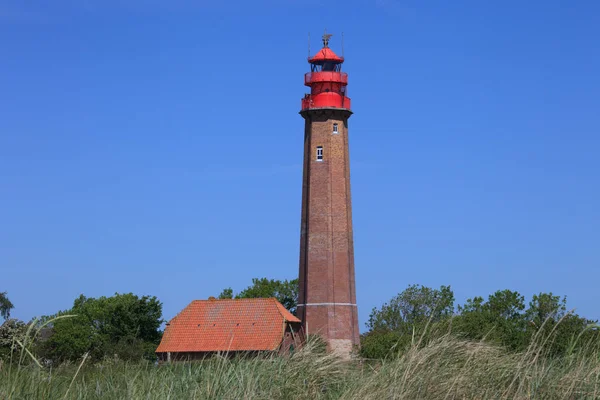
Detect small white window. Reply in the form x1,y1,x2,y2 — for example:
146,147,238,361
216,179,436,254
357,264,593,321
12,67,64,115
316,146,323,161
333,123,339,134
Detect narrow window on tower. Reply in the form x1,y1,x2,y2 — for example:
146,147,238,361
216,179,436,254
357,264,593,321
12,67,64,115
333,123,339,134
316,146,323,161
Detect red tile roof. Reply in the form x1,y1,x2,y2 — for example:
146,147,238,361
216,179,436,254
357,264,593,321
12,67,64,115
156,298,301,353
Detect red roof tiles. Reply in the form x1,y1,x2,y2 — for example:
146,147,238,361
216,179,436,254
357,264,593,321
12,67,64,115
156,298,300,353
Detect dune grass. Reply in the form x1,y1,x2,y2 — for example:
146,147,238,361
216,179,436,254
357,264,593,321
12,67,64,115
1,322,599,399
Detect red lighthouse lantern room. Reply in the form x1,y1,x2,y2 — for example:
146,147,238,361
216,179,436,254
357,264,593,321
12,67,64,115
301,34,351,111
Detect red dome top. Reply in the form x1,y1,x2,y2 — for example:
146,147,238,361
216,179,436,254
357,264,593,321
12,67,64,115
308,47,344,63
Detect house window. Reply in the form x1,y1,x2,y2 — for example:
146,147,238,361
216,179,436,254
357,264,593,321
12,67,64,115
333,123,339,134
316,146,323,161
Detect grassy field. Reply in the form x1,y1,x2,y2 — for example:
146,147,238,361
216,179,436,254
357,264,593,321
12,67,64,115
1,333,599,400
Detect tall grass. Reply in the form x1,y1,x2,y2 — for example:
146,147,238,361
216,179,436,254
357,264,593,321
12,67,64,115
1,322,599,399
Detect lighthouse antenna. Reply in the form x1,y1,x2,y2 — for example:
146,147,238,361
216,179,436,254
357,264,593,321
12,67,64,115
342,31,345,58
308,32,311,57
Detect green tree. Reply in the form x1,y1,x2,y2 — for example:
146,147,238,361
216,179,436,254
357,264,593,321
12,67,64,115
366,284,455,333
40,293,163,364
524,292,598,356
218,278,299,314
455,289,528,351
525,292,567,326
361,285,454,359
0,292,14,320
0,319,27,361
362,286,600,360
218,288,234,299
453,290,600,356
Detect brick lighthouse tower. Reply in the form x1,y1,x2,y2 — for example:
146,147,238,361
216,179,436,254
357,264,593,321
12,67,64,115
297,33,360,357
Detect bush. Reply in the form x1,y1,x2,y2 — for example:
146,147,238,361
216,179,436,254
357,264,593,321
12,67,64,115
360,330,408,359
38,293,163,364
0,319,27,361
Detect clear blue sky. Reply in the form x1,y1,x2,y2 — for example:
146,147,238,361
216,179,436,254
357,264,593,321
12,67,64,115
1,0,599,329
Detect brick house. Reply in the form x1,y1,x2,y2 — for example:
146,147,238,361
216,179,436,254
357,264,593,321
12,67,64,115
156,298,303,362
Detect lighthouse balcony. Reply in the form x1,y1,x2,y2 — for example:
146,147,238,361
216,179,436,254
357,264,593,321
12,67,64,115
301,92,351,110
304,72,348,86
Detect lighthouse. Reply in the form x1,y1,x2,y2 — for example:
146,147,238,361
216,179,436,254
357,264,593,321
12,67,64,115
297,33,360,357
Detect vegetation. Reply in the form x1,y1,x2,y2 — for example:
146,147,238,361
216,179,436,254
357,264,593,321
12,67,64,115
1,324,600,399
361,284,599,360
0,292,14,320
218,277,299,314
1,281,598,398
35,293,163,364
0,319,27,361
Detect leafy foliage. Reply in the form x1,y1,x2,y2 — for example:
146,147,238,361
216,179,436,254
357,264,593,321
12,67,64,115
38,293,163,364
454,289,529,351
218,277,298,314
366,284,454,333
0,292,14,320
524,292,598,357
361,285,599,360
0,318,27,360
361,284,455,359
526,292,567,324
359,330,408,359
